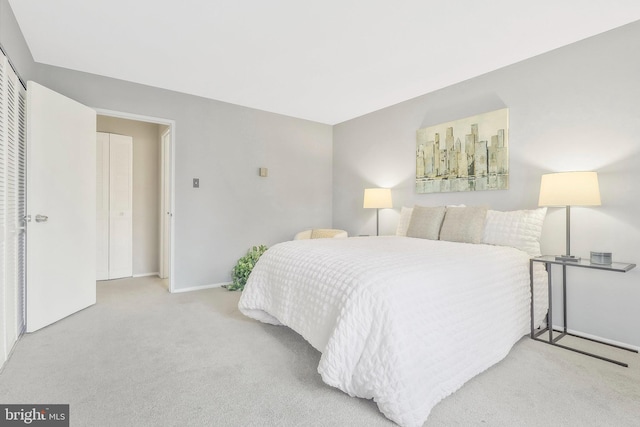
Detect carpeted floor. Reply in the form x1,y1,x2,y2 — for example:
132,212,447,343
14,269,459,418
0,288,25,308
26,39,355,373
0,277,638,426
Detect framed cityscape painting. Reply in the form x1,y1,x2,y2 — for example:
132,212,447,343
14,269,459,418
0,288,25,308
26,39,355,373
415,108,509,194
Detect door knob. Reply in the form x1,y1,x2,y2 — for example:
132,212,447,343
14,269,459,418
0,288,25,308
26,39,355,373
35,214,48,223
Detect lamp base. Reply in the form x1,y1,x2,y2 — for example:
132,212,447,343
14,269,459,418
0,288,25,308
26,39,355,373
555,255,580,262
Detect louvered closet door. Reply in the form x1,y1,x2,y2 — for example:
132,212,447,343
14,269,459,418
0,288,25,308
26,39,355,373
0,52,7,362
0,52,26,361
5,58,17,350
15,70,26,339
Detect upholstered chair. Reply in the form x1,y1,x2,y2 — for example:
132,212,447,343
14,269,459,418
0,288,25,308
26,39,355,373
294,229,348,240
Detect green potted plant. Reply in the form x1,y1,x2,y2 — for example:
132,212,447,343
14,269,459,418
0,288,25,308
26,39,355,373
226,245,268,291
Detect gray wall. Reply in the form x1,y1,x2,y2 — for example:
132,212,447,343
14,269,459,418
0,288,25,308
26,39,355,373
333,22,640,347
0,0,35,81
40,70,333,290
97,116,161,277
1,0,333,290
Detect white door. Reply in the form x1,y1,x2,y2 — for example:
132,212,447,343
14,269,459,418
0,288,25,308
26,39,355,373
108,134,133,279
96,132,110,280
26,81,97,333
96,132,133,280
159,129,171,279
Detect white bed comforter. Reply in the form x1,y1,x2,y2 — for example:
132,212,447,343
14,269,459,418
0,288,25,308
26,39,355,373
239,236,547,427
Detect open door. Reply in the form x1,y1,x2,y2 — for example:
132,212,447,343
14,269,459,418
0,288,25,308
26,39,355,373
26,81,97,332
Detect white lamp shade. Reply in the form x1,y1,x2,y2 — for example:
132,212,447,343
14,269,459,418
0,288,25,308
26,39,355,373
538,171,601,207
363,188,393,209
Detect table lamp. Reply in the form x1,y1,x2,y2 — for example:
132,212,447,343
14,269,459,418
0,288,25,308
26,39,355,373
363,188,392,236
538,171,601,262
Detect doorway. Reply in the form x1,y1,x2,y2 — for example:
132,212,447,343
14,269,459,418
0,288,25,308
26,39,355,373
94,109,175,292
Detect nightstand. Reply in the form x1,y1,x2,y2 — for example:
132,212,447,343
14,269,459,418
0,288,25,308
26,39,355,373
530,255,637,367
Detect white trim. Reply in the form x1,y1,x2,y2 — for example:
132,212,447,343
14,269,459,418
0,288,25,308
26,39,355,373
94,109,173,127
159,128,171,281
171,282,231,293
551,324,639,352
133,272,159,278
93,108,176,294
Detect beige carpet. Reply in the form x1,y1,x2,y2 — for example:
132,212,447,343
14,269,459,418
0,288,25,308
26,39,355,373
0,277,638,426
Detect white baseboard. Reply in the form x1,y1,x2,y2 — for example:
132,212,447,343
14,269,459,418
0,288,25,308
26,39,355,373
171,282,231,293
133,272,160,278
551,324,639,351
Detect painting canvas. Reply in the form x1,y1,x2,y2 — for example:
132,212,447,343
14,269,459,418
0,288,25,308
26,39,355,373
415,108,509,194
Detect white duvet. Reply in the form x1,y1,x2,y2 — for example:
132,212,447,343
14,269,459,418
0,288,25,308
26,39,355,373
239,236,547,426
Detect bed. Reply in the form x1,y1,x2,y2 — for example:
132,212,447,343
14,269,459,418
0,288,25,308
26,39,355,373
238,208,548,427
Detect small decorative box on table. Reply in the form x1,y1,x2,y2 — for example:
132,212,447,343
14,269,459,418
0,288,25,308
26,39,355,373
529,255,637,367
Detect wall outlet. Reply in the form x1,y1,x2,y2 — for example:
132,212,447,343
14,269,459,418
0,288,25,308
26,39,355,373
193,178,199,188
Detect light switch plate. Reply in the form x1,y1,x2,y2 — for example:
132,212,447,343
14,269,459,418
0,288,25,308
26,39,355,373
259,168,268,177
193,178,199,188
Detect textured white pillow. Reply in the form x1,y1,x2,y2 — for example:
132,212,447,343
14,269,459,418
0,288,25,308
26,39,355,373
482,208,547,256
395,206,414,236
396,204,465,236
406,206,447,240
439,206,488,244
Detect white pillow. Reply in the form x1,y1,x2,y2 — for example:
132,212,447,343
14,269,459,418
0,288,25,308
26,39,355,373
395,204,465,236
406,206,447,240
395,206,414,236
482,208,547,256
439,206,487,244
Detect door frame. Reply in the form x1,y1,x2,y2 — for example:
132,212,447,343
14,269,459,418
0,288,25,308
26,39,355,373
159,128,171,280
94,108,176,293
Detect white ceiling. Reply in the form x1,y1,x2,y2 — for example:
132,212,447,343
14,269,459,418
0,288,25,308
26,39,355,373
9,1,640,125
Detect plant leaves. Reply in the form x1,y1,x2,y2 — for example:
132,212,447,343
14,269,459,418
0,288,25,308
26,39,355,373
227,245,269,291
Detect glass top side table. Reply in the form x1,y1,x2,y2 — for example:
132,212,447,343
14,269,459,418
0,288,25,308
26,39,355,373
530,256,637,367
